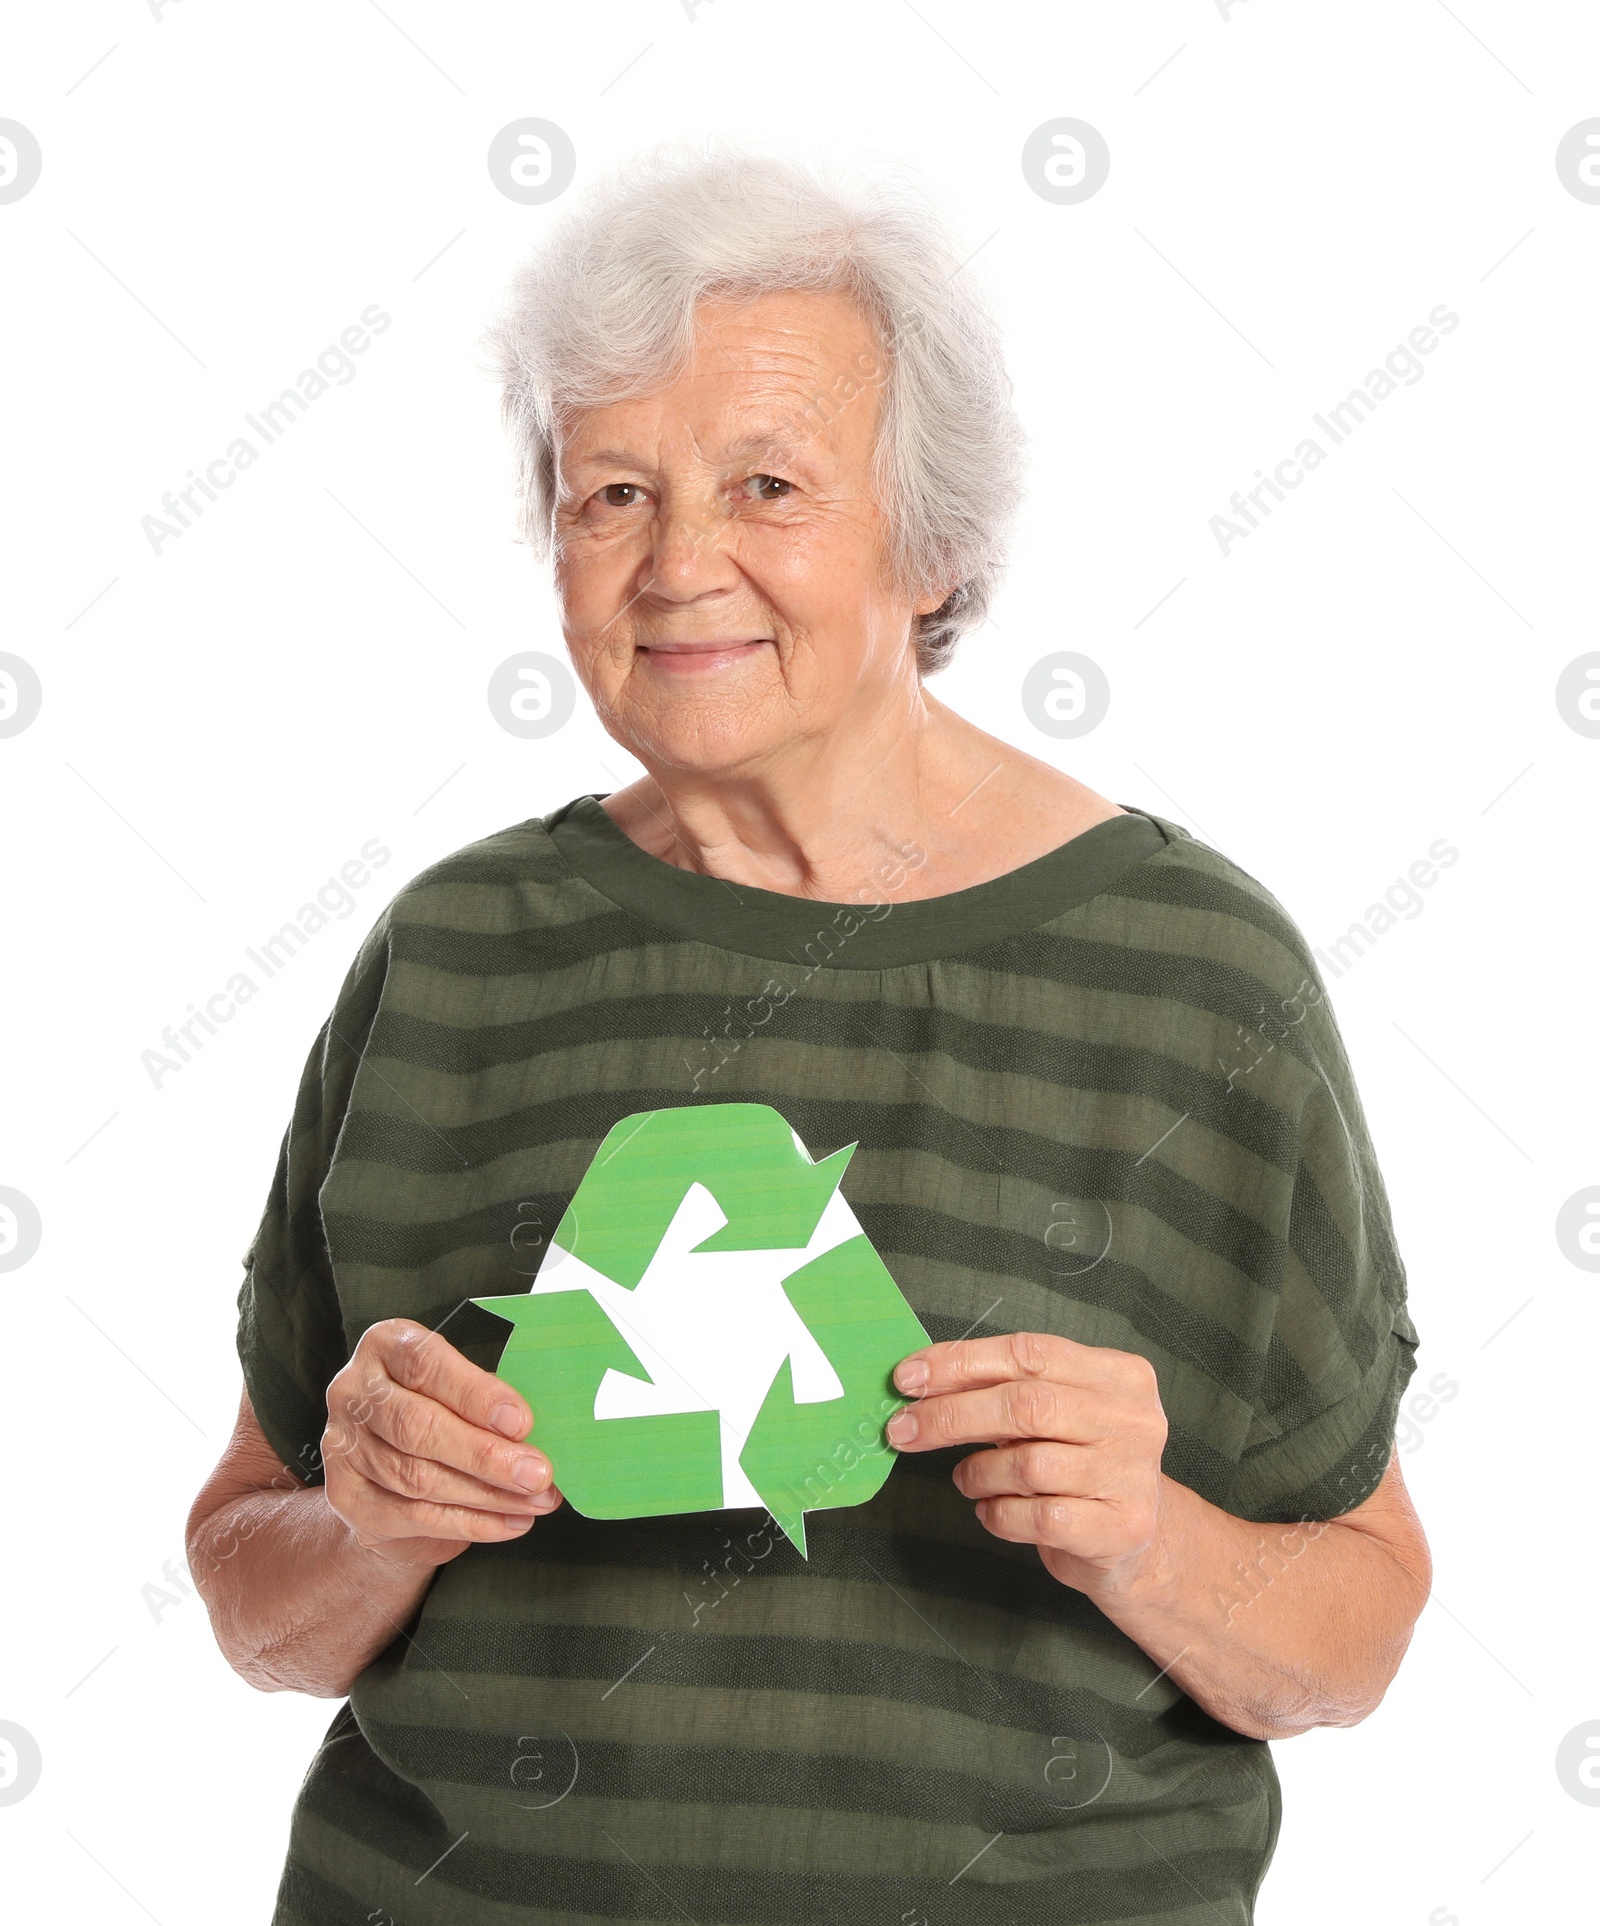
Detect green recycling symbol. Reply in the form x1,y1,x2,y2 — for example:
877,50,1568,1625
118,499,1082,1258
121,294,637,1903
474,1103,928,1556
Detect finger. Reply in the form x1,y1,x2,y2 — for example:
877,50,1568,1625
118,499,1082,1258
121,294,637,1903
893,1332,1119,1400
347,1379,553,1498
952,1441,1103,1501
972,1493,1108,1554
347,1428,560,1516
337,1469,551,1545
887,1375,1099,1452
363,1319,533,1439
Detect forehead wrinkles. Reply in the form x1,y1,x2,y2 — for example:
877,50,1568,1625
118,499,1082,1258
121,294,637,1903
688,342,863,452
555,311,881,487
692,297,865,370
557,403,843,487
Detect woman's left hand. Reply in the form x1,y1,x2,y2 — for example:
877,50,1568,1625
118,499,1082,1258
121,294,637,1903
887,1333,1171,1599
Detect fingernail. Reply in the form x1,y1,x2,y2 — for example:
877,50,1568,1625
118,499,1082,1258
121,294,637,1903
886,1407,918,1445
513,1455,550,1492
529,1489,560,1512
894,1359,929,1393
490,1402,527,1439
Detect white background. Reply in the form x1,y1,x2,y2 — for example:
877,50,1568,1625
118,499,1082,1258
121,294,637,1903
2,3,1596,1921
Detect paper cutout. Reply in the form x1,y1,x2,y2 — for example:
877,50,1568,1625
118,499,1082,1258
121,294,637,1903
473,1103,929,1555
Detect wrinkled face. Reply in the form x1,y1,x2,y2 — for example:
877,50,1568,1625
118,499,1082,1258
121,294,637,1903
550,288,944,778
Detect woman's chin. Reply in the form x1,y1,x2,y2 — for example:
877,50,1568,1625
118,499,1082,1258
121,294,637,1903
614,714,786,780
604,683,793,777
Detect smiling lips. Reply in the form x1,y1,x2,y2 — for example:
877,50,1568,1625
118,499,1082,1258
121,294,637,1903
637,639,774,673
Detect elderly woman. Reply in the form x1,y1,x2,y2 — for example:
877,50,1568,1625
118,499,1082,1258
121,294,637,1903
189,141,1429,1926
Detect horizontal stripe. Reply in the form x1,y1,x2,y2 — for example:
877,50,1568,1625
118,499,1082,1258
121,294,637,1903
298,1763,1266,1924
356,1723,1247,1834
387,1618,1226,1762
331,1086,1295,1292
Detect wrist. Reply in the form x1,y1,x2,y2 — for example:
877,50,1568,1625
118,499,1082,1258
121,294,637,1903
352,1529,455,1576
322,1493,452,1580
1083,1476,1189,1614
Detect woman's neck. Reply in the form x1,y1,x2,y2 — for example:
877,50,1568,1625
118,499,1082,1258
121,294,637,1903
598,688,1124,903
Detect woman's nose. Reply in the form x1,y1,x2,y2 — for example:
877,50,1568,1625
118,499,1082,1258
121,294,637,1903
647,491,738,600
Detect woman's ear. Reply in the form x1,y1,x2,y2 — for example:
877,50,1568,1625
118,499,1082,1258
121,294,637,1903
912,582,958,618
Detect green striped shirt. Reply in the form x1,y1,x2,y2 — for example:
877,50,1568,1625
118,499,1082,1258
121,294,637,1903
238,793,1419,1926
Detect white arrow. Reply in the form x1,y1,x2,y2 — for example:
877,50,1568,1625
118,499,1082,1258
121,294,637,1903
530,1179,858,1509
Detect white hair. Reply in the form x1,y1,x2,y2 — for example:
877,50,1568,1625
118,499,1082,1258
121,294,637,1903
480,136,1027,676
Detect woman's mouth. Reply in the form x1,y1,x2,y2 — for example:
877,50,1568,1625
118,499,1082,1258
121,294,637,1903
636,639,774,673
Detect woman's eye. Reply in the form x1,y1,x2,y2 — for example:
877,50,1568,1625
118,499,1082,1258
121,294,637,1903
742,474,792,502
600,483,643,508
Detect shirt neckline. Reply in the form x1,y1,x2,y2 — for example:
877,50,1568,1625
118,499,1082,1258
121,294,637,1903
542,792,1175,969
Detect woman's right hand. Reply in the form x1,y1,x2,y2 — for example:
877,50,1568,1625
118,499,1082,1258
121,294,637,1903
321,1318,562,1569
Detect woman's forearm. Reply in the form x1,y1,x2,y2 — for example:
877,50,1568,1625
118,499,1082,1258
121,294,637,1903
189,1359,554,1699
188,1482,436,1697
1087,1471,1431,1740
891,1335,1434,1743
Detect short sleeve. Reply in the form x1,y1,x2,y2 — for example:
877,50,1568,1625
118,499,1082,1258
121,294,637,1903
1230,968,1420,1524
235,909,393,1485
